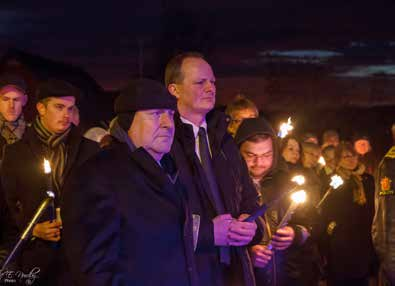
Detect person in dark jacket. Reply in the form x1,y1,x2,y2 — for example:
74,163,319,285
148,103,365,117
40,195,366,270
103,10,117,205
165,52,262,286
321,142,376,286
372,144,395,285
1,79,100,285
235,117,310,286
62,78,198,286
0,74,27,267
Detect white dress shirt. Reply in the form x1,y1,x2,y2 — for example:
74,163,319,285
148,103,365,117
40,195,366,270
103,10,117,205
180,116,212,162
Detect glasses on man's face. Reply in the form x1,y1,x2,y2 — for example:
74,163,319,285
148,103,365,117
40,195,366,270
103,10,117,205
244,152,273,162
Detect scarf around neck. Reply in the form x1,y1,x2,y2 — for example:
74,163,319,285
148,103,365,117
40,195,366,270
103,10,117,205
336,164,367,206
33,116,71,195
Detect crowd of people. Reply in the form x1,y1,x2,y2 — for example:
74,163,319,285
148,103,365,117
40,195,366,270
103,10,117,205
0,52,393,286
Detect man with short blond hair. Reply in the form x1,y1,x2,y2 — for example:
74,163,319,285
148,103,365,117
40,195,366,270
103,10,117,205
225,94,259,137
166,52,262,286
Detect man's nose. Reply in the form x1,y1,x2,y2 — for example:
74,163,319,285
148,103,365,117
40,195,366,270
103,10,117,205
204,80,215,93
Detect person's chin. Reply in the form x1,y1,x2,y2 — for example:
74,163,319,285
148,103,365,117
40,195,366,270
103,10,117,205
5,114,17,122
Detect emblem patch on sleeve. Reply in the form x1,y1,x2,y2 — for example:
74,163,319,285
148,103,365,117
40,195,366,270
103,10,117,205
379,176,394,196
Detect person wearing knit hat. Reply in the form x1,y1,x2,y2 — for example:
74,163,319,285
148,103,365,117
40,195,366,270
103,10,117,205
0,74,28,160
1,78,100,285
62,78,197,286
236,117,313,286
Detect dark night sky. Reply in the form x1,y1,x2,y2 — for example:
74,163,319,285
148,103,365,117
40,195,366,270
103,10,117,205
1,1,394,89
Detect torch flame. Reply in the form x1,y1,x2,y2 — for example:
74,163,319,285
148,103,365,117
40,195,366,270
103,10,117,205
278,117,294,138
318,156,326,166
46,191,55,198
291,190,307,204
329,175,343,189
291,175,305,186
43,159,51,174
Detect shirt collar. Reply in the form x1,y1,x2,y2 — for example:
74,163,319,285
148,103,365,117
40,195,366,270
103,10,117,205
180,116,208,138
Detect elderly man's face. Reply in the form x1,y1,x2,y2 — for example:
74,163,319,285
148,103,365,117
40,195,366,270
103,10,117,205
37,96,75,134
128,109,175,161
172,57,216,117
0,86,27,122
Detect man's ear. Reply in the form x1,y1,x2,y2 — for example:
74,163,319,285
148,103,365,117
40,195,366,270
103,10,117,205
36,102,46,116
167,83,180,99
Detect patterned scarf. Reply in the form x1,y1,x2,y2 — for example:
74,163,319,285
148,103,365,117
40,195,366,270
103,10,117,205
33,116,71,195
336,164,367,206
0,113,26,144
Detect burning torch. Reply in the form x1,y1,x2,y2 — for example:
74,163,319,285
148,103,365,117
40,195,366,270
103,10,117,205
278,117,294,138
315,174,344,210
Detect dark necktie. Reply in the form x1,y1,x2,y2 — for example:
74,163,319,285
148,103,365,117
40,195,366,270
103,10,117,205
198,127,230,264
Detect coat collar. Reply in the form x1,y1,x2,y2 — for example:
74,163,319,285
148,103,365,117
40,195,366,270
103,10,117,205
174,110,229,156
127,145,179,192
24,125,83,179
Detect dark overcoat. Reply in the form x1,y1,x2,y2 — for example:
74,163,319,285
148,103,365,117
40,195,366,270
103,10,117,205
1,126,100,285
62,143,198,286
170,110,263,286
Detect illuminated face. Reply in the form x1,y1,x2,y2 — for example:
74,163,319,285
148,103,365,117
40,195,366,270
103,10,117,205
354,139,370,155
128,109,175,161
0,86,27,122
302,148,321,168
37,97,75,134
339,150,358,170
171,57,216,118
240,137,273,181
282,138,300,164
227,108,258,137
323,149,336,170
325,136,339,147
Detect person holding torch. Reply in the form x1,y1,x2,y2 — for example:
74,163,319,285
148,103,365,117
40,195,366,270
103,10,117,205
235,117,311,286
1,79,99,285
321,142,376,286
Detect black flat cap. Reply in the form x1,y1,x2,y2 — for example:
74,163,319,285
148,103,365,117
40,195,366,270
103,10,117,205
235,117,275,145
0,74,27,94
114,78,176,114
36,79,82,101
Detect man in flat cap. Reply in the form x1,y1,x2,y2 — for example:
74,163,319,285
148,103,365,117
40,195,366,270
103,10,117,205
165,52,262,286
62,78,198,286
1,79,100,285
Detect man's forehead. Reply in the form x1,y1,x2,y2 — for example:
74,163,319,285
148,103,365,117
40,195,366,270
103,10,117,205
181,57,214,76
49,96,75,105
242,138,273,152
0,86,26,97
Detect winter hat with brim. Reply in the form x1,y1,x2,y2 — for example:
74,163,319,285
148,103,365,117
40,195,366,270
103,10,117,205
114,78,177,131
0,74,27,95
36,79,81,102
114,78,176,114
235,117,275,146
